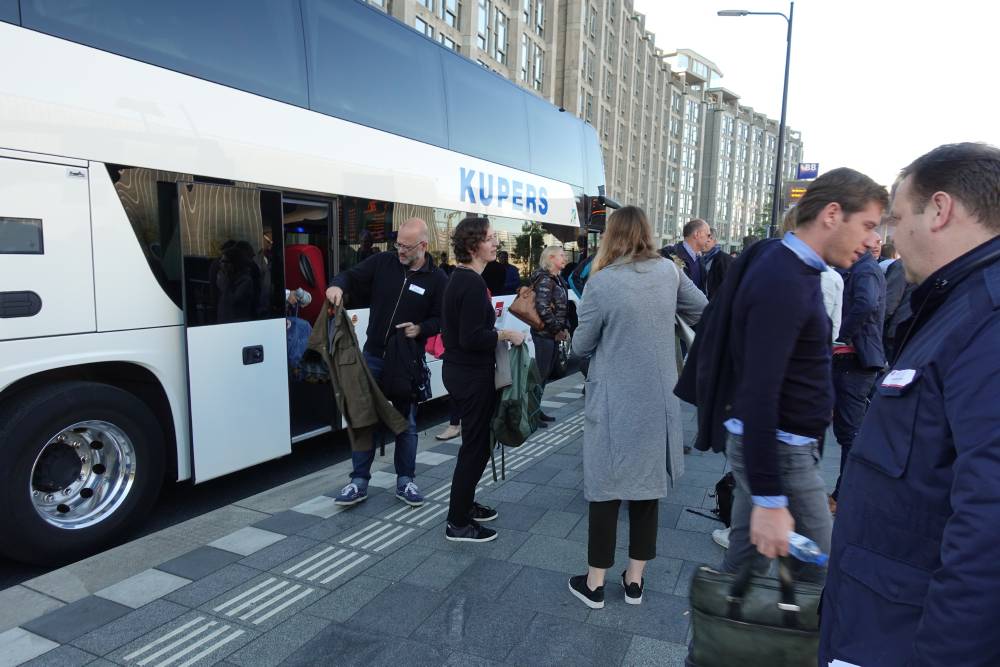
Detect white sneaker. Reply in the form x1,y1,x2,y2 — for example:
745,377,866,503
435,424,461,441
712,527,731,549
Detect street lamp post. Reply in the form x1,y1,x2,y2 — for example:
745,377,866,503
718,2,794,238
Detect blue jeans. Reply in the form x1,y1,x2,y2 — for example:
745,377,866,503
350,351,418,490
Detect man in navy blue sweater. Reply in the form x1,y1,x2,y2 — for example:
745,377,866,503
722,168,888,583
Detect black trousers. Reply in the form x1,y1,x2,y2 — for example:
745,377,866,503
588,499,659,569
533,334,557,387
444,362,497,526
831,354,878,500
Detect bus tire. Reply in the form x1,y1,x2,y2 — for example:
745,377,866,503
0,381,165,565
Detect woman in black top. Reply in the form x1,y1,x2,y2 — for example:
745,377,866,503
442,217,525,543
529,245,570,424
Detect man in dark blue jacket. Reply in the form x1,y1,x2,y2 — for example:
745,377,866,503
820,143,1000,667
829,243,886,509
325,218,447,508
660,218,710,292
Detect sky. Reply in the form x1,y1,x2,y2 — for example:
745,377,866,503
633,0,999,187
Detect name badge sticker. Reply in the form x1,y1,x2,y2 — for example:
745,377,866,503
408,283,426,296
882,369,916,389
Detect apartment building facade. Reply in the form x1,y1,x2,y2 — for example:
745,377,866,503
364,0,803,247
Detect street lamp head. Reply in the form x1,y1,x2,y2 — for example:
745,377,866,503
717,10,751,16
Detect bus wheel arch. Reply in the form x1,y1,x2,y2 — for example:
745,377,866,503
0,374,168,564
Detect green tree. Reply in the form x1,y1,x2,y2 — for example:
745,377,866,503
513,221,546,273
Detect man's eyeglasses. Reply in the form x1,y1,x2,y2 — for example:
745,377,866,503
393,240,424,252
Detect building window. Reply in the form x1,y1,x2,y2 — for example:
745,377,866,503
440,0,460,28
492,8,508,63
523,0,531,22
417,0,431,8
535,0,544,36
477,0,490,51
520,34,529,81
589,5,598,38
533,44,544,90
585,92,594,123
415,16,433,38
439,34,458,51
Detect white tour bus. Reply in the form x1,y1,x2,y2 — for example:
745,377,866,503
0,0,607,564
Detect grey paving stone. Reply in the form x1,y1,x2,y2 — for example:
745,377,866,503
429,441,462,456
270,544,381,591
71,599,188,656
20,644,96,667
281,623,447,667
412,526,532,561
681,453,728,474
621,635,690,666
617,553,686,595
225,612,329,667
489,502,547,532
411,594,531,662
402,550,476,591
94,569,190,609
547,468,585,489
538,452,583,469
529,509,583,538
447,558,523,601
106,610,258,667
344,582,446,638
0,586,64,635
498,566,589,622
296,508,370,541
663,484,708,508
302,575,391,623
363,544,437,582
209,527,286,556
657,528,725,565
329,517,426,557
165,564,261,608
506,612,633,667
251,510,322,536
511,464,562,484
199,573,329,632
475,480,535,503
675,507,723,534
419,462,457,479
586,589,691,643
156,546,242,580
675,468,725,490
508,534,589,575
0,628,60,667
517,485,578,511
564,490,590,514
22,596,131,644
238,535,320,571
441,652,502,666
658,502,684,529
672,560,703,598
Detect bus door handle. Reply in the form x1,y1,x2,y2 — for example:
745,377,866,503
242,345,264,365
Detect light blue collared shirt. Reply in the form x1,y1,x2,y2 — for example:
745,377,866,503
781,231,826,272
682,241,700,262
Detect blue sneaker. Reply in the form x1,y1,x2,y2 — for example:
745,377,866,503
334,483,368,506
395,481,425,507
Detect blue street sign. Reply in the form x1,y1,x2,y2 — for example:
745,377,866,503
797,162,819,179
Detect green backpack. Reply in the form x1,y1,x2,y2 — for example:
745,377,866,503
492,344,543,448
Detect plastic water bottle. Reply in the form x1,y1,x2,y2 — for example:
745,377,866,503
788,532,828,566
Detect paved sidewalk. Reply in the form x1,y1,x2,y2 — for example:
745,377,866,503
1,373,843,667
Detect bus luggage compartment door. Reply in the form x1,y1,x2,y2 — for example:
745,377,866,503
175,181,291,482
0,157,95,340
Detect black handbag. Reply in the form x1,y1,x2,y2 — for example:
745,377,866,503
688,559,822,667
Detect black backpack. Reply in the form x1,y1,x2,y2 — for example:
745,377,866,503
380,332,432,405
686,471,735,527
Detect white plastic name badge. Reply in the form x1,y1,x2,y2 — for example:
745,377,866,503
408,284,426,295
882,369,916,388
830,661,861,667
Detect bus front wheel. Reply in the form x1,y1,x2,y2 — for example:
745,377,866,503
0,381,164,565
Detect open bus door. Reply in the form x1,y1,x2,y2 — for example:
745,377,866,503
176,181,292,482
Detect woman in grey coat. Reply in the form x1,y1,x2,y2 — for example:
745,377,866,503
567,206,707,609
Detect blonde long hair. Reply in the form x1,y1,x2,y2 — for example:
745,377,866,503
592,205,660,272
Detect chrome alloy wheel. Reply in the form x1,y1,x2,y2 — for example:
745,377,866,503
29,420,137,529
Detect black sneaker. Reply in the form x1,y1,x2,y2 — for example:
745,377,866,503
540,412,556,422
621,571,643,605
445,521,497,543
568,575,605,609
469,502,498,522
